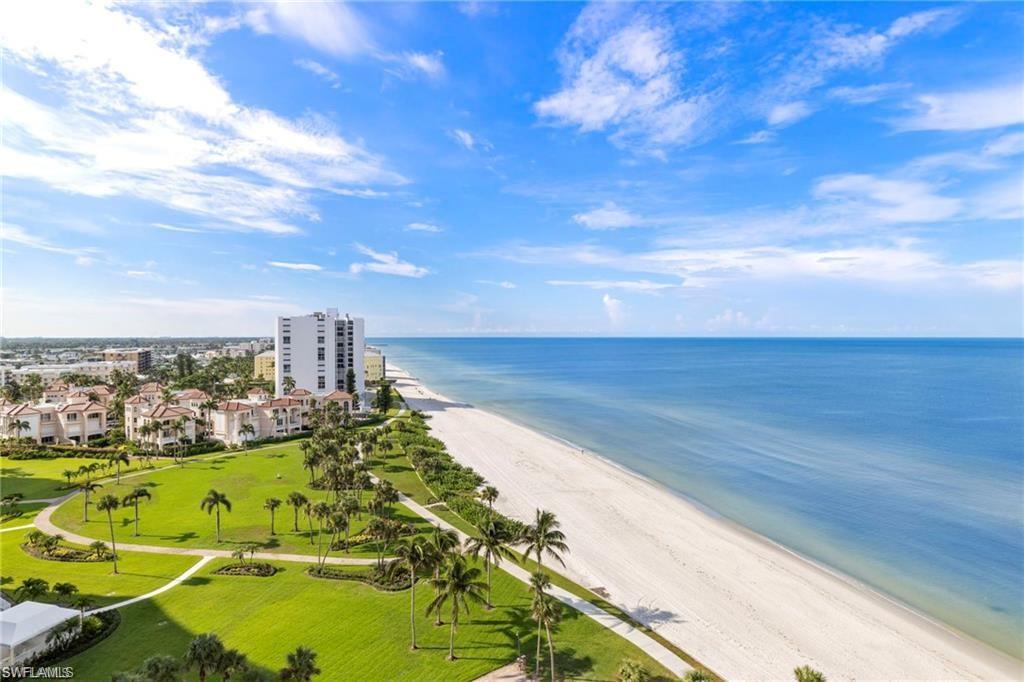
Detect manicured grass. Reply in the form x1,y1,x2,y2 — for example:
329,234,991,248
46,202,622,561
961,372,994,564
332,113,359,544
68,557,676,681
1,456,143,500
0,502,47,528
0,528,197,607
51,444,435,557
363,434,438,504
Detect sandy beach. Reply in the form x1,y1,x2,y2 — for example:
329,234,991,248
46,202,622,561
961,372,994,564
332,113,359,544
391,366,1021,681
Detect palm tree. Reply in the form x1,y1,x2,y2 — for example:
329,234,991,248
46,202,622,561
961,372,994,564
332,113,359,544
279,646,319,681
52,582,78,603
201,398,219,437
426,554,488,661
264,497,282,535
184,633,225,682
479,485,499,514
139,655,182,682
109,451,131,483
392,537,430,650
122,487,152,536
522,509,569,572
78,480,101,522
532,592,562,681
239,422,256,453
428,525,460,625
683,671,713,682
6,419,30,440
310,501,332,566
466,519,517,608
96,494,121,573
200,489,232,542
89,540,110,559
287,491,309,532
794,666,827,682
529,571,552,680
15,577,49,602
339,496,360,550
218,649,249,680
62,469,76,487
71,595,94,625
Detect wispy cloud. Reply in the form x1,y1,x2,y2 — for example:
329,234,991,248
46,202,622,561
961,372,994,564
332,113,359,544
267,261,323,271
448,128,491,151
893,82,1024,132
476,280,517,289
294,58,341,88
152,223,203,234
244,2,373,58
548,279,681,293
767,101,814,127
2,223,102,263
736,130,776,145
406,222,443,233
0,2,404,236
602,293,625,326
349,244,429,278
828,82,907,104
572,202,644,230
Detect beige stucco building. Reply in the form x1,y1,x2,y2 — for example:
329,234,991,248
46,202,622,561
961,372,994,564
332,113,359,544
253,350,275,381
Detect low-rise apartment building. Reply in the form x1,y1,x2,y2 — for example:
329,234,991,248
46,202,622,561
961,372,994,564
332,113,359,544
1,395,108,445
253,350,275,381
1,361,135,387
102,348,152,374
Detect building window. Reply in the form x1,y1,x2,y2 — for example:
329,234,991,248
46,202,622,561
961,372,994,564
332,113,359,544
87,412,101,419
317,348,325,361
41,414,52,422
283,364,291,373
67,413,78,421
317,377,326,389
282,336,291,344
317,336,324,344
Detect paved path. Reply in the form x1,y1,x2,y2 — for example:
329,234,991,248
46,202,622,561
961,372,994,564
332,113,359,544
89,556,215,615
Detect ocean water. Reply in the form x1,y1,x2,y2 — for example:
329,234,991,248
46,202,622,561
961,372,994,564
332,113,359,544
375,338,1024,658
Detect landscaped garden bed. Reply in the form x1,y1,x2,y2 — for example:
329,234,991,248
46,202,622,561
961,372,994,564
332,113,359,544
306,563,409,591
22,532,111,563
214,561,277,577
29,610,120,666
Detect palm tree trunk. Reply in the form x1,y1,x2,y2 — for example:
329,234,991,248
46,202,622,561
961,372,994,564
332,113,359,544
546,623,556,682
316,522,324,568
83,493,89,522
535,620,543,681
270,510,275,535
307,513,314,544
293,508,299,532
134,502,140,536
216,507,221,542
409,572,417,650
107,512,118,574
448,606,457,660
486,558,493,608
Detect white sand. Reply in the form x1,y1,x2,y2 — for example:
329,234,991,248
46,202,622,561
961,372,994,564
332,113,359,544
392,367,1022,681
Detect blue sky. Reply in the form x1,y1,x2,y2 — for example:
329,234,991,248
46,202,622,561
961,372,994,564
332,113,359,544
2,1,1022,337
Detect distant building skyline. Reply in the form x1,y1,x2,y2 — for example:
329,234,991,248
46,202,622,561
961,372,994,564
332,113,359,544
1,2,1021,337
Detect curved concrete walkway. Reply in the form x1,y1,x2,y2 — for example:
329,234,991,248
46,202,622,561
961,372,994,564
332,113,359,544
88,556,214,615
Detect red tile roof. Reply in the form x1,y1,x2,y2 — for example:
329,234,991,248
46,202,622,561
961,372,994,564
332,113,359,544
217,401,253,412
288,388,313,396
124,395,148,405
260,397,301,407
142,403,193,419
139,382,164,393
176,389,210,400
56,401,106,414
8,403,40,415
322,390,353,402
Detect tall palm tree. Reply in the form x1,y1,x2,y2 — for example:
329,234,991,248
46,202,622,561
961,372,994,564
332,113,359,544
52,582,78,603
264,497,282,535
6,419,30,440
479,485,499,514
109,451,131,483
426,554,488,661
466,519,518,608
392,537,430,650
533,593,562,682
529,571,552,681
139,655,182,682
15,577,49,602
279,646,319,681
78,480,102,522
201,398,219,437
200,489,232,542
339,496,359,550
522,509,569,572
96,494,121,573
184,633,225,682
310,501,332,566
62,469,76,487
286,491,309,532
428,525,460,625
239,422,256,453
122,487,152,536
217,649,249,680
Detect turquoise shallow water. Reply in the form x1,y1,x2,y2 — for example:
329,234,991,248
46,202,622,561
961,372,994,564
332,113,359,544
375,338,1024,658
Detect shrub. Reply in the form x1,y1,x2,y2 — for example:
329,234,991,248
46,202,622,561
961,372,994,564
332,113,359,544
307,563,409,591
617,659,651,682
214,562,277,577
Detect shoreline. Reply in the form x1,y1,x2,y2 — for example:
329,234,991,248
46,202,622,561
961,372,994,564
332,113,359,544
389,365,1022,680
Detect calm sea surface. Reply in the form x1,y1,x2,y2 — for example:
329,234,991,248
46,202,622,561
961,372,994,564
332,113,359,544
375,338,1024,658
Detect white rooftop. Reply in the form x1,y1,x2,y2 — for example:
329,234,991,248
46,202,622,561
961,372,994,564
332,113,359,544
0,601,79,646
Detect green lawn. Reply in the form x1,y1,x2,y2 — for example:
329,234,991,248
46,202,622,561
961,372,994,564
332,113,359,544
1,456,144,499
68,557,676,681
363,434,438,504
50,445,435,557
0,501,47,529
0,528,197,607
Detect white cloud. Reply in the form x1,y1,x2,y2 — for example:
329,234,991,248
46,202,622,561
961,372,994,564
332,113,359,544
0,2,403,235
267,261,323,271
448,128,491,151
602,293,625,326
548,279,681,293
706,309,753,332
767,101,814,127
535,6,710,152
349,244,429,278
572,202,644,230
736,130,776,145
983,132,1024,158
2,223,102,261
400,51,445,79
894,83,1024,132
813,174,961,223
153,223,202,234
476,280,517,289
244,2,373,58
828,82,907,104
406,222,443,233
294,58,341,88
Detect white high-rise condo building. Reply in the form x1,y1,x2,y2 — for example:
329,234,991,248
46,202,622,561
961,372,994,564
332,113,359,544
275,309,365,403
